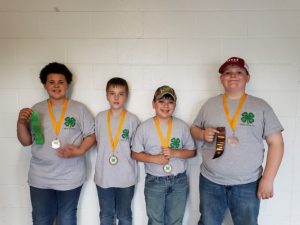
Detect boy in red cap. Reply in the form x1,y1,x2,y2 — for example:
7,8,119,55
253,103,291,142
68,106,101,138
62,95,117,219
191,57,284,225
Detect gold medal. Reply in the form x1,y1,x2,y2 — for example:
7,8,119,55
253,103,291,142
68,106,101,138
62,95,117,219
227,134,239,146
107,110,126,164
109,155,118,165
153,117,173,173
222,94,247,147
48,99,68,150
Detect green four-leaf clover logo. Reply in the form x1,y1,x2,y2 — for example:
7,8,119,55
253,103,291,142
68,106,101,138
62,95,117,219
64,117,76,128
122,129,129,140
241,112,255,125
170,137,180,149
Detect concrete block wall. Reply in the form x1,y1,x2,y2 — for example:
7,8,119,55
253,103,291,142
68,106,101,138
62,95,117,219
0,0,299,224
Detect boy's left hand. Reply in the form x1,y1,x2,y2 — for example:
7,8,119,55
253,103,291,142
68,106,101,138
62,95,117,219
57,145,80,158
257,177,274,200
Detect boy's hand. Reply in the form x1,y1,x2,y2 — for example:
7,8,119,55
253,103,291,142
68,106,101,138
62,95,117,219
257,177,274,200
203,128,219,142
162,147,172,159
57,145,81,158
18,108,33,124
154,154,169,165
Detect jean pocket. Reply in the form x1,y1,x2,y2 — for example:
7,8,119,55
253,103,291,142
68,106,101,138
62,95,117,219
145,175,157,184
174,175,188,191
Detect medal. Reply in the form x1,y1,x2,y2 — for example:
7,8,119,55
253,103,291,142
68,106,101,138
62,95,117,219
227,134,239,146
48,99,68,150
153,117,173,173
222,94,247,147
109,155,118,165
51,139,61,149
163,164,172,173
107,110,127,164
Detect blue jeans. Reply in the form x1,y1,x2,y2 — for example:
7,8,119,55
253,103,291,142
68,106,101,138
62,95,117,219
198,175,260,225
144,172,188,225
96,185,135,225
30,185,82,225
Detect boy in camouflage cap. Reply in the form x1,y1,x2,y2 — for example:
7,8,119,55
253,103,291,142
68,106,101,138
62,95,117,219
132,85,196,225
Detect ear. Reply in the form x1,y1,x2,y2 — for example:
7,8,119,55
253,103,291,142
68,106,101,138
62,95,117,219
246,74,250,83
219,74,224,82
152,100,155,109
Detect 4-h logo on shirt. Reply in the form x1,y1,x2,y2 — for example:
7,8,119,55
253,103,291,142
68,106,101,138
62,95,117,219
121,129,129,141
64,117,76,129
240,112,255,126
170,137,181,149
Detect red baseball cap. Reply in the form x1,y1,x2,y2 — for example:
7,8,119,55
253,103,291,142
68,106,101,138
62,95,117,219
218,57,249,74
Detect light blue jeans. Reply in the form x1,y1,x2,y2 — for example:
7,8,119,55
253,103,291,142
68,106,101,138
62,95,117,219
30,185,82,225
144,172,188,225
198,174,260,225
96,185,135,225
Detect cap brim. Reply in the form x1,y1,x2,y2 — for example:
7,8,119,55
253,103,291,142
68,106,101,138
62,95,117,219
155,92,176,101
219,63,248,74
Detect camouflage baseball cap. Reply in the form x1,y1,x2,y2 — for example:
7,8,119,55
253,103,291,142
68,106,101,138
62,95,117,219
153,85,177,102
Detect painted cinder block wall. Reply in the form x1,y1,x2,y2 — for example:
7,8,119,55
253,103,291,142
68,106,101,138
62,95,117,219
0,0,299,224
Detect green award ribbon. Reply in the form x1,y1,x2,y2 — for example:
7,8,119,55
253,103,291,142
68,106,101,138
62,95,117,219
31,111,44,145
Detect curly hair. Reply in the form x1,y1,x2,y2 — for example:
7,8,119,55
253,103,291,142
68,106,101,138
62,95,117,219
39,62,73,84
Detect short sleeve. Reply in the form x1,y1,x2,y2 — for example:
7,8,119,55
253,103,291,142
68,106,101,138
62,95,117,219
80,104,95,137
181,122,196,150
263,104,283,138
131,123,145,153
192,104,206,129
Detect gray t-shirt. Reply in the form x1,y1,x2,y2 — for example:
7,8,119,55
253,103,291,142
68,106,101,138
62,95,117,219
132,116,196,177
29,99,95,190
193,94,283,185
94,110,140,188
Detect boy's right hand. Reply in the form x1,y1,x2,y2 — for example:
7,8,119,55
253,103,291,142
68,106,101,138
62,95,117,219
203,128,219,142
155,154,169,165
18,108,33,125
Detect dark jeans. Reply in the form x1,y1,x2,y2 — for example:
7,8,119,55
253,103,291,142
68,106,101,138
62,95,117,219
30,185,82,225
96,185,135,225
198,175,260,225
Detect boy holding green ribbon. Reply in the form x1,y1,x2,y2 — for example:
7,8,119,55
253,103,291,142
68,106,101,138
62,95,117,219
190,57,284,225
94,77,140,225
131,85,196,225
17,62,95,225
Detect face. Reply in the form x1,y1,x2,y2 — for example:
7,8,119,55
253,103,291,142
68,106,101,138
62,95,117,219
220,65,250,94
106,85,128,111
152,98,176,120
44,73,68,102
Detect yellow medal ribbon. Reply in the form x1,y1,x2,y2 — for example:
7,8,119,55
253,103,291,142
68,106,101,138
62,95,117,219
153,116,172,148
48,99,68,136
222,94,247,132
107,110,126,152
